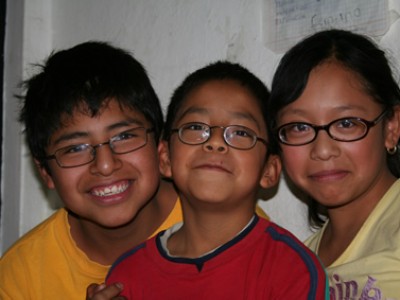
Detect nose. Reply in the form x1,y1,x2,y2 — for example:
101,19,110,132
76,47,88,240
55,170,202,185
89,143,122,176
310,130,340,161
203,127,228,153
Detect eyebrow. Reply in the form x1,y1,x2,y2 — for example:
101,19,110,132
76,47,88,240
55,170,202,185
177,106,262,130
52,118,145,146
279,105,368,119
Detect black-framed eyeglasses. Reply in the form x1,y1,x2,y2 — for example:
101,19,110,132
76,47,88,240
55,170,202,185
170,122,267,150
276,110,387,146
45,127,154,168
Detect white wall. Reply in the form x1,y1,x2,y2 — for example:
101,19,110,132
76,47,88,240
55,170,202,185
1,0,400,254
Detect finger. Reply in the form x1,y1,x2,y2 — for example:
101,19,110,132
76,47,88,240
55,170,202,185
86,283,105,298
88,283,124,300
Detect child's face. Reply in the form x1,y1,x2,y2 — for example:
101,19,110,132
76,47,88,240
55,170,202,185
37,100,160,228
160,79,280,209
276,61,399,209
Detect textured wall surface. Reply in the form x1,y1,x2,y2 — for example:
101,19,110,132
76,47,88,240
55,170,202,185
2,0,400,253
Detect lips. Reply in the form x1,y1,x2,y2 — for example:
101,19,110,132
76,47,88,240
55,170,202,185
194,162,232,173
90,180,130,197
309,169,349,182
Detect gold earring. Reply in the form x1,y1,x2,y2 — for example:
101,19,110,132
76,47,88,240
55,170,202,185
387,145,398,155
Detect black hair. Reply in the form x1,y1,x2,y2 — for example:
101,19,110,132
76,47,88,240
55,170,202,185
163,61,272,152
19,41,163,170
268,29,400,228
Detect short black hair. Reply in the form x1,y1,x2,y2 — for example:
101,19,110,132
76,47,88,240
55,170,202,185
164,61,272,151
19,41,163,170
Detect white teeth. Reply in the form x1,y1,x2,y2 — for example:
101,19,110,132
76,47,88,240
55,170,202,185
92,183,129,197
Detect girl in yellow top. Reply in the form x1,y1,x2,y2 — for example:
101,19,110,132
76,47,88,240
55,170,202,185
268,29,400,299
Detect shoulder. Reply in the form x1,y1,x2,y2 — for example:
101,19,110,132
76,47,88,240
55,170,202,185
0,209,67,292
257,219,327,298
304,227,324,252
260,218,303,243
106,239,151,280
259,219,323,267
1,209,66,262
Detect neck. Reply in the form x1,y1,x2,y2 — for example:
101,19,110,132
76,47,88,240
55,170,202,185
167,201,255,258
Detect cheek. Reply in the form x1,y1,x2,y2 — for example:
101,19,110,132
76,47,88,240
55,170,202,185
138,151,160,171
49,168,86,200
169,145,192,175
243,150,265,168
281,147,307,173
128,143,160,170
345,139,385,169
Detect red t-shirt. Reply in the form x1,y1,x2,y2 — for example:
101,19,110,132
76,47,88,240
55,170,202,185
107,217,327,299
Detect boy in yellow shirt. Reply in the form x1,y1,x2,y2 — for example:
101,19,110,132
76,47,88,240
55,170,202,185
0,41,180,299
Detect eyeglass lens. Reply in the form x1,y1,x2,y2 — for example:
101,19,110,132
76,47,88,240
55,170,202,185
178,123,258,149
278,110,386,146
51,127,152,167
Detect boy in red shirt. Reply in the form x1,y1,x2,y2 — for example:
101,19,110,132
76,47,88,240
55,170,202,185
107,61,328,299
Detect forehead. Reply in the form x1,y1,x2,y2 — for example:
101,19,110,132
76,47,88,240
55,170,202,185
278,61,379,120
48,100,150,146
176,79,265,126
59,100,148,128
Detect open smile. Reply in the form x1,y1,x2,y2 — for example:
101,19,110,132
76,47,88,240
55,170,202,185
90,181,130,197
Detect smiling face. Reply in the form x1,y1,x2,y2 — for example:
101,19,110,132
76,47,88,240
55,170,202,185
160,79,280,212
37,100,160,228
276,61,399,211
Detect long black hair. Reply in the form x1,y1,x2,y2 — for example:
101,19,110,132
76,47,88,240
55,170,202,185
268,29,400,228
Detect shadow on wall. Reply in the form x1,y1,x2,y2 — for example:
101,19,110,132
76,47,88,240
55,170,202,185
27,159,63,210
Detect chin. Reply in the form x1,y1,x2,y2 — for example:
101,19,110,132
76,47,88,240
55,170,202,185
97,214,134,229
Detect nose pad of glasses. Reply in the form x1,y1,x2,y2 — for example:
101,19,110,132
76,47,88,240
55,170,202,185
201,126,229,152
206,144,226,152
204,143,227,152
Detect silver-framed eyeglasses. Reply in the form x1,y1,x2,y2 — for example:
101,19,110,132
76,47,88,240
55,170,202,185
170,122,267,150
45,127,154,168
276,110,387,146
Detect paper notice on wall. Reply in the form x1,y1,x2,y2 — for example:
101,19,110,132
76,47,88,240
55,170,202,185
263,0,390,53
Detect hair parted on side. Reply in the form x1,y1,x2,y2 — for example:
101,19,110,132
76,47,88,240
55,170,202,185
19,41,163,170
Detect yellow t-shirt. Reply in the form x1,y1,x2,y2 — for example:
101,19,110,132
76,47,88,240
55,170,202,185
305,179,400,299
0,203,183,300
0,199,268,299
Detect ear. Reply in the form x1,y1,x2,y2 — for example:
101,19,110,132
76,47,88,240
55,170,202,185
158,140,172,178
384,105,400,150
259,154,282,189
34,159,56,189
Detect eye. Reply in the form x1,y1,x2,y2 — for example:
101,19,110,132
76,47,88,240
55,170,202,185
285,123,312,133
335,118,358,129
278,123,313,143
332,118,366,136
184,123,207,131
113,128,142,142
296,123,311,132
225,126,257,143
231,127,253,138
60,144,90,155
